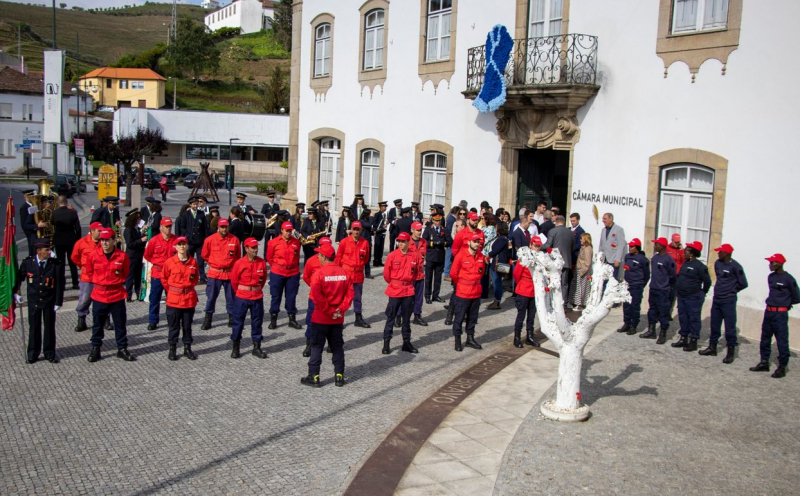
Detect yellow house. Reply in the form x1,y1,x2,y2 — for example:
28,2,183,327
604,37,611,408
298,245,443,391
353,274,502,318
78,68,166,109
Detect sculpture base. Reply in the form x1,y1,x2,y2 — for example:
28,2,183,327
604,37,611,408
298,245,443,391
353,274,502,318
540,400,590,422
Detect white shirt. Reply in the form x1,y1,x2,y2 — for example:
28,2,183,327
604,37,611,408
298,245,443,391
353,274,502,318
533,213,544,225
513,223,539,237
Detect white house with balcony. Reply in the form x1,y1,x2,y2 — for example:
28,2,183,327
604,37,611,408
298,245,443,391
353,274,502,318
284,0,800,345
204,0,277,34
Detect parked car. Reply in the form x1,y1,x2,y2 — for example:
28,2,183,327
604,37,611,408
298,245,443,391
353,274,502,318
183,173,198,189
50,175,75,198
92,176,99,190
66,174,86,193
164,167,194,178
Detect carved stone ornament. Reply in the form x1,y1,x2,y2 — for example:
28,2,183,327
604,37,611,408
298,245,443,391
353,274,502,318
495,109,581,150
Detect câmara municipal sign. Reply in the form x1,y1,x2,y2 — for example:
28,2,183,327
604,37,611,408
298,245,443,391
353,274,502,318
572,189,644,208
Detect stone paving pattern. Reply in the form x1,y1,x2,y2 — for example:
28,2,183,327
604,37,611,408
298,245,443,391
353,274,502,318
495,328,800,495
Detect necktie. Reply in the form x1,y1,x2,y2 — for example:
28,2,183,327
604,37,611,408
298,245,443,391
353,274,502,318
39,261,45,271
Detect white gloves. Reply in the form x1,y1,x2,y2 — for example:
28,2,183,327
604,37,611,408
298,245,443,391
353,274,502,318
54,305,60,312
14,294,22,305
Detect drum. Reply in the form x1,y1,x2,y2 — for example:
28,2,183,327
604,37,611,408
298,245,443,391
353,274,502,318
244,213,267,241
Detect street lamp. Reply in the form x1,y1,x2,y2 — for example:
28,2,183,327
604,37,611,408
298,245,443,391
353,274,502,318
228,138,239,205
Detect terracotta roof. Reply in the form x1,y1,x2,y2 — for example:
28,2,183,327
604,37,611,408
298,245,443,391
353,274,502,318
79,67,166,81
0,66,43,94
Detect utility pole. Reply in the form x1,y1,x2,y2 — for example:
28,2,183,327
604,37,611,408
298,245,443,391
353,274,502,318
173,79,177,110
171,0,178,45
52,0,58,180
51,0,57,48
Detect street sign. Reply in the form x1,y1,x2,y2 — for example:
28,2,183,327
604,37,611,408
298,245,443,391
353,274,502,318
22,140,42,144
15,144,31,149
74,138,85,158
97,164,118,201
23,129,42,137
21,149,41,154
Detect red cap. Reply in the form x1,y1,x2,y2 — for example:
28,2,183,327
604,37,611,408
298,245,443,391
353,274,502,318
161,218,173,226
652,237,668,247
686,241,703,252
411,222,423,230
244,237,259,248
714,243,734,254
396,232,411,241
217,218,229,227
766,253,787,264
628,238,642,247
671,233,681,242
319,237,332,245
532,236,542,246
315,244,335,258
99,229,113,240
281,221,294,231
352,221,362,229
469,233,482,241
89,222,103,231
175,236,188,244
467,212,479,221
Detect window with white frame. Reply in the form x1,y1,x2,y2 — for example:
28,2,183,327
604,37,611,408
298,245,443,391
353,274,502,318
426,0,452,62
658,164,714,259
529,0,563,38
119,80,129,89
363,9,385,70
360,149,380,207
421,152,446,213
672,0,729,34
0,103,11,119
131,81,145,89
314,23,331,77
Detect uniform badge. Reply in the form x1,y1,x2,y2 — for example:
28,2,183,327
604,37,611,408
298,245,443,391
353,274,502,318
190,272,195,280
115,269,120,275
259,276,264,283
228,250,234,257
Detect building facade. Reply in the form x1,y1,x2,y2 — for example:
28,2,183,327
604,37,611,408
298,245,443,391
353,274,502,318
285,0,800,341
78,67,166,110
204,0,276,34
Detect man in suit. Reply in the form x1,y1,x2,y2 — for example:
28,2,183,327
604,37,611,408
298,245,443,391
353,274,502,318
260,190,280,256
176,196,208,283
598,212,627,281
541,215,575,300
50,195,81,290
20,190,39,258
371,201,389,266
387,199,403,251
395,207,413,243
98,197,121,230
351,194,367,221
539,210,555,236
569,213,585,266
422,213,451,303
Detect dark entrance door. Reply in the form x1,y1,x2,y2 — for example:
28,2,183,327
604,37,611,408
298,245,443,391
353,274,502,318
516,148,570,213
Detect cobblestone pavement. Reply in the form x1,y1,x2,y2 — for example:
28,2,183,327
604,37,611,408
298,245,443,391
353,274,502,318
495,328,800,495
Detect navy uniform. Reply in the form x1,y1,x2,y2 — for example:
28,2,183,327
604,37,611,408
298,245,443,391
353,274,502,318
260,191,280,255
387,199,403,251
14,240,64,364
395,207,414,245
301,208,325,261
410,201,424,224
97,196,121,229
350,194,367,221
335,206,354,243
176,196,208,283
672,241,711,352
699,243,748,362
317,200,332,235
642,238,676,343
371,201,389,266
235,192,257,216
620,239,650,334
90,200,106,225
291,202,305,231
20,191,39,258
421,213,450,303
358,207,374,278
750,253,800,378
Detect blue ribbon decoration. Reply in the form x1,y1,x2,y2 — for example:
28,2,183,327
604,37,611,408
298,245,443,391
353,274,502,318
473,25,514,113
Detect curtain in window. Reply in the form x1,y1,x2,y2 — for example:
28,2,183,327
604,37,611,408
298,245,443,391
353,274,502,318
687,195,712,257
440,13,451,59
674,0,698,31
689,168,713,190
426,16,440,60
549,0,563,35
704,0,729,29
421,171,434,212
660,193,684,227
530,0,545,38
664,167,689,188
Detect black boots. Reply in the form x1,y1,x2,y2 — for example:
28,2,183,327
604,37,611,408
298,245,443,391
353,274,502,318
288,314,302,329
335,373,346,387
626,324,638,335
617,324,630,333
722,346,735,364
413,314,428,326
168,343,178,361
116,348,136,361
749,361,769,372
525,329,540,347
465,335,482,350
382,338,391,355
445,307,455,326
87,346,101,363
402,339,418,353
671,336,688,348
252,341,267,359
639,323,657,339
301,375,321,388
147,323,157,331
698,343,717,356
425,297,432,305
268,313,278,329
184,344,197,360
513,330,523,348
454,336,463,352
656,328,667,345
74,316,88,332
682,338,697,352
772,367,787,379
302,339,312,357
231,340,241,359
201,313,213,330
354,313,371,328
395,315,402,328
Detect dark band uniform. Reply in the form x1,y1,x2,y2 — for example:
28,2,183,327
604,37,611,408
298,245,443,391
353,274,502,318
175,201,207,281
646,242,676,338
50,203,81,289
676,250,711,341
710,249,748,348
20,193,38,257
759,255,800,369
371,202,389,266
421,217,451,302
622,246,650,331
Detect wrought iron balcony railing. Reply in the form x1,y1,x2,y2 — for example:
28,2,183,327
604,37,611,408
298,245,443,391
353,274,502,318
465,33,598,93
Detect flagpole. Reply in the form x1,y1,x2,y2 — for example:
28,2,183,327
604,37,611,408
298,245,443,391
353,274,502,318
19,303,25,363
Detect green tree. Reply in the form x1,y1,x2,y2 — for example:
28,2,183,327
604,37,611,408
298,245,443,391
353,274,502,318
169,16,220,85
271,0,293,52
112,43,167,72
256,65,289,114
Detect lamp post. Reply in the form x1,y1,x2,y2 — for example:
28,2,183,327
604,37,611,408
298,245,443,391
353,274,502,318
228,137,239,205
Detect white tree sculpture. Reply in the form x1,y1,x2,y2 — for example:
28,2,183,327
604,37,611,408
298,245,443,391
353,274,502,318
518,247,630,421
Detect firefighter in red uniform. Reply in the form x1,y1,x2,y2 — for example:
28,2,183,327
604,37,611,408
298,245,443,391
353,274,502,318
666,232,684,317
301,243,355,388
71,221,103,332
450,233,486,352
336,220,371,328
512,236,542,348
200,218,241,330
230,237,269,359
301,237,333,357
84,229,135,362
382,232,420,355
407,221,428,327
162,236,200,361
143,218,178,330
450,212,485,256
267,221,303,330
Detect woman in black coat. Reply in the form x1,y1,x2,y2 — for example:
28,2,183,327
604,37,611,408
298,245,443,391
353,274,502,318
487,222,511,309
359,208,373,278
123,210,147,301
335,206,355,243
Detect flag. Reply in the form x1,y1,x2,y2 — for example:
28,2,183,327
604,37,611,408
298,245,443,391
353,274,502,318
0,195,18,330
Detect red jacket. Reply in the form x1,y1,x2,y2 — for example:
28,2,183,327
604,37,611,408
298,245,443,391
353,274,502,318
667,243,684,273
408,237,428,281
267,236,301,277
231,256,268,299
144,234,178,279
451,249,486,299
310,263,355,325
513,262,535,298
451,227,485,256
161,255,199,308
201,232,241,280
71,234,100,282
303,253,322,287
383,248,419,298
85,248,129,303
336,235,370,284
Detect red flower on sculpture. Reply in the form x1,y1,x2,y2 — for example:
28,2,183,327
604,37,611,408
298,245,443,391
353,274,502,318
623,265,630,270
545,287,551,292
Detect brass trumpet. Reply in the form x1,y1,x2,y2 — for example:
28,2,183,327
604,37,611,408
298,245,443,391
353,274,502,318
266,213,279,228
301,231,325,246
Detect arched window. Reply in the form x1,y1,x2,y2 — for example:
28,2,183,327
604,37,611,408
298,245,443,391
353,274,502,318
421,152,447,213
363,9,385,70
426,0,452,61
315,23,332,77
658,164,714,258
360,149,380,207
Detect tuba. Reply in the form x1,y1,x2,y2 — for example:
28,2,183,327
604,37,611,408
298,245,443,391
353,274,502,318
34,178,54,241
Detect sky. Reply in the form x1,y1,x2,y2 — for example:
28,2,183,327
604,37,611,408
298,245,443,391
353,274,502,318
1,0,223,9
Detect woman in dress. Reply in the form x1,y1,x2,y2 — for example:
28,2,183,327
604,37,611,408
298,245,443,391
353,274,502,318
570,232,593,310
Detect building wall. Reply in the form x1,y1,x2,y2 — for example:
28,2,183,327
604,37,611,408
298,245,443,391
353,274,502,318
205,0,265,34
0,92,70,174
81,76,165,109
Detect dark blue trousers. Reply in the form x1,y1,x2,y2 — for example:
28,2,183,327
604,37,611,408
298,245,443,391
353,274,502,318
383,296,413,339
308,323,344,376
91,299,128,349
305,298,315,339
269,273,300,315
647,288,671,330
677,292,705,339
188,244,206,281
353,283,363,314
231,298,264,342
623,285,645,328
514,294,536,333
204,278,234,315
710,298,738,346
148,277,164,325
760,310,790,367
453,296,480,337
413,279,424,315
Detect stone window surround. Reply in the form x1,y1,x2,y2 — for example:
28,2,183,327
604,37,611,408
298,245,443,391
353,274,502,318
514,0,570,40
656,0,743,81
306,127,346,208
413,140,454,210
417,0,458,89
353,138,386,208
358,0,390,97
310,13,335,97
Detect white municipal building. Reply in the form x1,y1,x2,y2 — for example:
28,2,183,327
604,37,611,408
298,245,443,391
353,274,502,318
283,0,799,339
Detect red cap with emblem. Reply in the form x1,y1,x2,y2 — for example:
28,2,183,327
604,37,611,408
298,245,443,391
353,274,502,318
89,222,103,231
532,236,542,246
686,241,703,252
628,238,642,247
467,212,479,221
217,218,229,227
281,221,294,231
714,243,734,254
652,237,668,247
99,229,113,240
411,222,423,230
766,253,787,264
160,218,173,226
352,221,362,229
175,236,188,244
396,232,411,241
244,237,259,248
315,244,335,258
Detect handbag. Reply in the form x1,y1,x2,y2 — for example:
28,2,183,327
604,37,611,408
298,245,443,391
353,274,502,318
495,261,511,274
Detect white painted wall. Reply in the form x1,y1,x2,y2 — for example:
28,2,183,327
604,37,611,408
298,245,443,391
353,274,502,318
204,0,268,34
0,92,70,174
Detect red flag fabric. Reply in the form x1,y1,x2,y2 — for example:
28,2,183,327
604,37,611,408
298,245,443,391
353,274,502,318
0,195,18,330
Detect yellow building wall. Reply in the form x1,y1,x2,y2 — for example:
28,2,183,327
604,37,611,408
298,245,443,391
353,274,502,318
80,77,165,109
